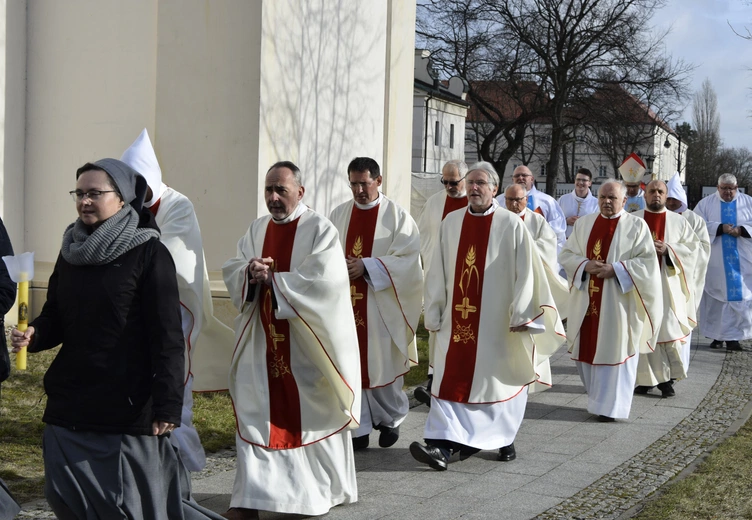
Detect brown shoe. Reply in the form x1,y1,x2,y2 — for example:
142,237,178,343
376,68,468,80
221,508,260,520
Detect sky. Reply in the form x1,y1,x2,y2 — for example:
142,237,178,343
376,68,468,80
656,0,752,149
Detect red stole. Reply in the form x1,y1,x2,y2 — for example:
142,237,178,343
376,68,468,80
442,195,467,220
439,211,494,402
148,198,162,216
534,207,545,217
345,205,380,388
643,211,666,267
578,215,620,364
260,218,302,448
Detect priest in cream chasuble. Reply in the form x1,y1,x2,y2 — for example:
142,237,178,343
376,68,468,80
666,172,710,368
121,129,236,472
410,163,564,471
560,180,661,421
634,180,699,395
222,162,360,517
329,157,422,450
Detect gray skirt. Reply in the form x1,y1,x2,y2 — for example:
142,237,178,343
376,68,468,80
43,424,223,520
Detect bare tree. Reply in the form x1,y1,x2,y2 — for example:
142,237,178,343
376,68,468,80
482,0,692,194
417,0,548,177
690,78,722,183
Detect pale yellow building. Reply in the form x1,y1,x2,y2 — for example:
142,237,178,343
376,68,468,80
0,0,416,321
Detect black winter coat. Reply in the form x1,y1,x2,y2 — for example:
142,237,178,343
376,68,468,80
29,213,185,435
0,217,16,384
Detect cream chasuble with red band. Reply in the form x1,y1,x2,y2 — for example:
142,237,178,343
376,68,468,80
442,195,468,220
643,211,666,268
260,218,302,448
578,215,620,364
344,205,380,388
438,212,494,402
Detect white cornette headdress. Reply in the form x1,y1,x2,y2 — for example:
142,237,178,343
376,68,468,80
666,172,688,213
618,153,646,184
120,129,165,207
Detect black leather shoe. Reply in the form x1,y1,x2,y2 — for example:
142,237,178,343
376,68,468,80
727,341,743,351
377,425,399,448
352,434,369,450
634,385,653,395
709,340,724,349
458,447,480,461
657,381,675,397
413,386,432,407
597,415,615,422
409,442,447,471
497,443,516,461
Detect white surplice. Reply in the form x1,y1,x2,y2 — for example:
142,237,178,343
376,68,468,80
558,190,599,237
423,201,565,448
417,190,466,274
694,191,752,341
330,195,422,436
121,129,236,471
222,204,360,515
559,211,661,418
634,208,698,386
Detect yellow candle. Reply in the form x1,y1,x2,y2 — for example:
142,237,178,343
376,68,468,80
16,279,28,370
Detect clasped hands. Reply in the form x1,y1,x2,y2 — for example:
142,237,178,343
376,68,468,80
346,255,365,280
723,224,743,237
584,260,615,279
653,240,668,256
249,257,274,285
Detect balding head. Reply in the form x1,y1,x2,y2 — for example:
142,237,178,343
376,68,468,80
512,165,534,191
504,184,527,214
645,180,667,212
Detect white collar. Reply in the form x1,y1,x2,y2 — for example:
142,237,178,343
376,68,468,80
469,199,499,216
354,192,383,210
600,209,625,220
272,202,307,224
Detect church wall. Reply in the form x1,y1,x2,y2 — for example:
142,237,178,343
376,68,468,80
24,0,159,263
154,0,263,272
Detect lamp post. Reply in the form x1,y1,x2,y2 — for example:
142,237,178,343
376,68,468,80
644,154,656,180
664,134,682,172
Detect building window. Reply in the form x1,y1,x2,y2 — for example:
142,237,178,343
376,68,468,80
598,166,607,177
434,121,441,146
450,124,455,149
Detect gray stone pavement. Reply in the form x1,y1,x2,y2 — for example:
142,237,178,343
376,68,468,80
17,334,752,519
188,334,752,520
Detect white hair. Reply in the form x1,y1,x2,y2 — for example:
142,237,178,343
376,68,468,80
598,179,627,198
468,161,500,188
718,173,737,186
444,159,468,177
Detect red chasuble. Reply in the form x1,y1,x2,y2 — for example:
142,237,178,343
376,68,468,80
642,211,666,268
442,195,468,220
438,211,494,402
260,218,302,448
578,215,620,364
344,205,380,388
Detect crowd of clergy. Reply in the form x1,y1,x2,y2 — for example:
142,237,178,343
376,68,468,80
14,127,750,519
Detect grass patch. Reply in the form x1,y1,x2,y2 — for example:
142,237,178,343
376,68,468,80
634,419,752,519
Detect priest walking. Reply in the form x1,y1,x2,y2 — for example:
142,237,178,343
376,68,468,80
634,180,698,397
414,159,468,407
694,173,752,351
330,157,423,450
559,180,661,422
411,162,564,470
222,162,361,519
666,173,710,368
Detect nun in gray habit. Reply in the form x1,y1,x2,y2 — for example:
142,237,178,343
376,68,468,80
10,159,223,519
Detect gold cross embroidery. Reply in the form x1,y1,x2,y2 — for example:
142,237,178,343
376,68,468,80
350,285,363,307
589,279,600,298
455,296,477,319
269,324,285,352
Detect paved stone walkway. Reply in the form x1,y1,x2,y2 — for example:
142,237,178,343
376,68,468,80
17,335,752,519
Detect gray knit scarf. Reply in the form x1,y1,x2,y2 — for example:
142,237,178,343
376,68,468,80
61,206,159,266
